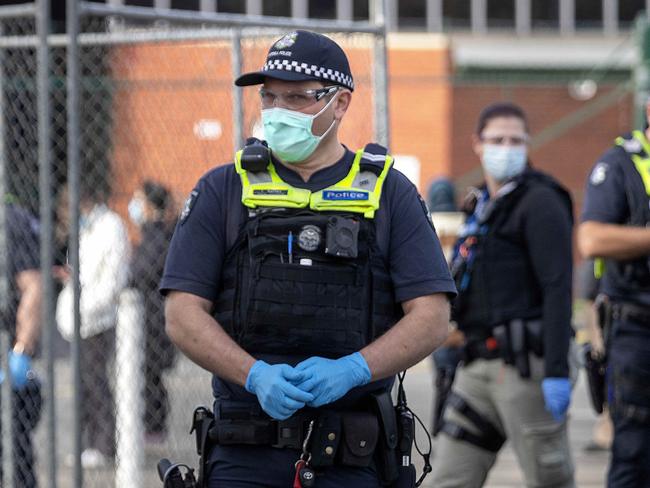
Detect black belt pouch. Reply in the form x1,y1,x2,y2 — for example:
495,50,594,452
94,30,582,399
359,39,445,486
339,412,379,467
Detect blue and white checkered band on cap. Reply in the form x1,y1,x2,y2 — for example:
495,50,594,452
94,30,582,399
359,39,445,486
235,30,355,91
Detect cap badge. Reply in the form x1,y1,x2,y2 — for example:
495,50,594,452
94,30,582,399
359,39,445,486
274,32,298,50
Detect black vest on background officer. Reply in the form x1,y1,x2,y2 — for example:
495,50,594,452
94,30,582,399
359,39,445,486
161,30,456,488
579,125,650,487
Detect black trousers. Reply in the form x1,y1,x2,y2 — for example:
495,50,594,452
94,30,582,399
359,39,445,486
607,323,650,488
80,329,115,457
0,381,41,488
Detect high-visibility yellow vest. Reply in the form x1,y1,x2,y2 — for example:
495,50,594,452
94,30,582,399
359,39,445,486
234,146,393,219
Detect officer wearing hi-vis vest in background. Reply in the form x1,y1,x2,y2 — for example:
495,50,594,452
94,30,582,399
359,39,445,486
430,102,576,488
578,108,650,486
160,30,456,487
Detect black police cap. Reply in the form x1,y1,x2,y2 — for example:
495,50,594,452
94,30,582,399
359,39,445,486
235,30,354,91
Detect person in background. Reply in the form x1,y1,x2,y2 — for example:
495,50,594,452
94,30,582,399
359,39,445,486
2,200,43,487
578,110,650,486
128,180,176,443
431,102,575,487
56,183,130,468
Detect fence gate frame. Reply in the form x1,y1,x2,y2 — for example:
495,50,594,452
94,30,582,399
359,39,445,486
0,1,391,487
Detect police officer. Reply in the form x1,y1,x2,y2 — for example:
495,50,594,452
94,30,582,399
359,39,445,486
430,102,575,488
578,110,650,486
1,201,43,487
161,30,456,487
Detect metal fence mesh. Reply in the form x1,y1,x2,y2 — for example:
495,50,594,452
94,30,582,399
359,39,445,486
0,4,638,488
0,11,381,487
0,13,40,488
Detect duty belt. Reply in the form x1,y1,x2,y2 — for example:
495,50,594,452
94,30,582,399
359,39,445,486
212,405,315,449
612,301,650,325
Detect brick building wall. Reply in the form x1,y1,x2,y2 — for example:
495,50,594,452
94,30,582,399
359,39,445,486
105,34,633,227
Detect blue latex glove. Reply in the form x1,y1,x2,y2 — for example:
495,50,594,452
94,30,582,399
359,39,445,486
295,352,371,408
541,377,571,422
245,360,314,420
7,351,32,389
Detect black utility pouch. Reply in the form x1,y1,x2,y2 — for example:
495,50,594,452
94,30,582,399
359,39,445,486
339,412,379,467
309,412,342,468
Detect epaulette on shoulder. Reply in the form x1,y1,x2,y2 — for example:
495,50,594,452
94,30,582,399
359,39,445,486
359,142,389,175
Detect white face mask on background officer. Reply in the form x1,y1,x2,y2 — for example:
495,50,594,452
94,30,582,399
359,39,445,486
473,116,529,186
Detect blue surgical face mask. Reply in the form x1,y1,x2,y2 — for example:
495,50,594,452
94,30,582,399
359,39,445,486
128,197,145,226
262,94,338,163
481,144,528,182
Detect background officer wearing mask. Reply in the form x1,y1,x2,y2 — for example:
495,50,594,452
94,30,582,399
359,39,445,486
161,30,456,487
578,107,650,486
431,102,575,488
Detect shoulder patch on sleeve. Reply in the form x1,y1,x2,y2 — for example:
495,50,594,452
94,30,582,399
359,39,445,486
590,162,609,186
180,189,199,224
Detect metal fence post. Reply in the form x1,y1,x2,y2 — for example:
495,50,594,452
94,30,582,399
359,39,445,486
1,330,13,488
66,0,83,486
0,17,14,487
37,0,57,485
372,0,390,147
232,28,243,150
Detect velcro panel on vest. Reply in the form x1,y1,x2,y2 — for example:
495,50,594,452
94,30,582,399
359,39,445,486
243,183,311,209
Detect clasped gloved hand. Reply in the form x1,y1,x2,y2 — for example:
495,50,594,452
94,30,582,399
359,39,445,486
541,377,571,422
245,360,314,420
295,352,372,408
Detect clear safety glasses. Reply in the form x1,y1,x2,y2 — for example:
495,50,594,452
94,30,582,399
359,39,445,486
259,85,340,111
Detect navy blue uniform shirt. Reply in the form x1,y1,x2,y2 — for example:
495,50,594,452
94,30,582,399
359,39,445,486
581,144,650,306
161,148,457,403
2,204,40,330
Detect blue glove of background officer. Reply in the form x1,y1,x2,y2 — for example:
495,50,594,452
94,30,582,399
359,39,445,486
541,377,571,422
295,352,372,407
0,351,32,389
245,360,314,420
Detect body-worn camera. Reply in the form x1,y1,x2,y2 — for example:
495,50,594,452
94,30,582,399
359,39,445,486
325,216,359,258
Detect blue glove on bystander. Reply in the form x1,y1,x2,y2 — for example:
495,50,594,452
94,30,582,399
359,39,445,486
9,351,32,389
295,352,371,408
245,360,314,420
541,377,571,422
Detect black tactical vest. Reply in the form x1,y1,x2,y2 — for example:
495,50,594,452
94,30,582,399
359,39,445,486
212,144,403,358
453,171,572,335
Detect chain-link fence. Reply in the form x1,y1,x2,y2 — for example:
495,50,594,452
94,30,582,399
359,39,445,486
0,2,388,487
